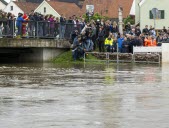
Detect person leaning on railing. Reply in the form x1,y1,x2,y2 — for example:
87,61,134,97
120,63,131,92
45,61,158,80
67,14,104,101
16,13,25,39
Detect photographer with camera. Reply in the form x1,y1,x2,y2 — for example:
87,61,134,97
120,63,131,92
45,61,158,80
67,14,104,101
72,35,84,61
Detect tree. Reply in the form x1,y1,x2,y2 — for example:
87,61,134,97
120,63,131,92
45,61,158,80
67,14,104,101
123,16,135,25
83,13,109,22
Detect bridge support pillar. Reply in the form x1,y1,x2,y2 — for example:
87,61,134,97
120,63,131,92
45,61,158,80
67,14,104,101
18,48,66,62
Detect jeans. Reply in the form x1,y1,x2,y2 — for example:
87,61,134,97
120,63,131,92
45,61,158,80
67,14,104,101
98,40,105,52
28,24,35,37
59,25,65,39
118,47,122,53
72,48,84,61
17,25,22,36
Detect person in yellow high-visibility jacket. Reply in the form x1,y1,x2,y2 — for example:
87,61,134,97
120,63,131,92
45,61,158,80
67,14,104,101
104,34,114,52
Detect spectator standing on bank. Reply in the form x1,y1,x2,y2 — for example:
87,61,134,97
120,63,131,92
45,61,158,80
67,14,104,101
104,20,110,38
111,21,118,38
122,37,129,53
104,33,113,52
117,34,124,53
142,25,149,35
135,26,141,36
98,26,105,52
163,26,167,33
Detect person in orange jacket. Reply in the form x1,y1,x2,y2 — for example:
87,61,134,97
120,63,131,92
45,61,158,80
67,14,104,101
144,36,157,46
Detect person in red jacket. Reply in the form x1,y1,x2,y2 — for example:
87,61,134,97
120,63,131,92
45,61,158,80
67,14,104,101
22,13,29,37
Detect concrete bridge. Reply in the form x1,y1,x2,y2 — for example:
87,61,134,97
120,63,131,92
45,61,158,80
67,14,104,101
0,38,71,62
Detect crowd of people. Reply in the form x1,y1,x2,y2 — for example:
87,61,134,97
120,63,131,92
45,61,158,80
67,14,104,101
0,10,86,39
72,20,169,60
1,10,169,61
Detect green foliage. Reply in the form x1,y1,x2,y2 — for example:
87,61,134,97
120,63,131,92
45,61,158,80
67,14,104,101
123,16,135,25
52,50,98,64
52,50,73,63
83,13,109,22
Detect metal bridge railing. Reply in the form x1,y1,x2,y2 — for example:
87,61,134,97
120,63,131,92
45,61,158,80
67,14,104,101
0,20,82,39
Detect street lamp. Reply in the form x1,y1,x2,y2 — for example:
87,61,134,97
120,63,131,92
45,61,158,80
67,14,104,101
151,8,159,29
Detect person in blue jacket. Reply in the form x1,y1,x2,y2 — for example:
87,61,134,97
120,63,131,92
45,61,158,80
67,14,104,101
16,13,24,38
117,34,124,53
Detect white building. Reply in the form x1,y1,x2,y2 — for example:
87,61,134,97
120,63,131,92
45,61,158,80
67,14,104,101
35,0,81,18
134,0,169,30
3,1,39,16
0,0,7,10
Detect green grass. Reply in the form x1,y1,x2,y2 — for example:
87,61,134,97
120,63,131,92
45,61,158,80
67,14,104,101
52,50,98,64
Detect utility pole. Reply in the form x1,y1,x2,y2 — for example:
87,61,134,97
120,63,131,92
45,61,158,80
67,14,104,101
118,6,123,34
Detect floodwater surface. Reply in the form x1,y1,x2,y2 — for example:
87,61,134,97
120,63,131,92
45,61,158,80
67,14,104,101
0,63,169,128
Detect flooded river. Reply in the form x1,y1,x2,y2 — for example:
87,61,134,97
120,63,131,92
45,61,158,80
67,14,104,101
0,63,169,128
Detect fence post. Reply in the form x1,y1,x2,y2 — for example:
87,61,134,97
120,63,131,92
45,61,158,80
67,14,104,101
117,42,119,63
84,53,86,63
13,19,15,38
36,21,38,38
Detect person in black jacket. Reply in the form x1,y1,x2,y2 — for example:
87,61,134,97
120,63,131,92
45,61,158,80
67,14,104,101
104,21,110,38
122,37,129,53
98,26,105,52
28,12,35,37
142,25,149,35
135,26,141,36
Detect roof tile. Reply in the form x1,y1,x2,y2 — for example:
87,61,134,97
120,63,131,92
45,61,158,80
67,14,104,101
81,0,133,18
13,1,39,13
47,1,82,18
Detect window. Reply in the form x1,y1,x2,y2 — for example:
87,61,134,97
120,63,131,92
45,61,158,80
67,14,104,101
10,6,13,11
44,7,46,13
150,10,165,19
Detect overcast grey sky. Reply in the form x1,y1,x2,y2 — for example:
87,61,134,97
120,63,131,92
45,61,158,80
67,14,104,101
5,0,10,3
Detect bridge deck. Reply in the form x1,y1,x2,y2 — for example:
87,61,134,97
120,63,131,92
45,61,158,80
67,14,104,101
0,38,71,48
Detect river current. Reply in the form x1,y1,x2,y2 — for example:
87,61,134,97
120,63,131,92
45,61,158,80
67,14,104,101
0,63,169,128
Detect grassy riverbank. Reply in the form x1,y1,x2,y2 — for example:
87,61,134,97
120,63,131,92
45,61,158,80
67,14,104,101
52,50,98,63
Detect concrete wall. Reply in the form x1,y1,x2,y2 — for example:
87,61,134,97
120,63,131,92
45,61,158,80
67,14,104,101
18,48,66,62
43,48,65,62
162,43,169,63
0,48,66,62
140,0,169,30
35,1,60,17
0,39,70,62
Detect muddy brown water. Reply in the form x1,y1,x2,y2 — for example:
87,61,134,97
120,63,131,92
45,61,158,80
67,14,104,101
0,63,169,128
